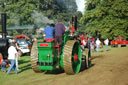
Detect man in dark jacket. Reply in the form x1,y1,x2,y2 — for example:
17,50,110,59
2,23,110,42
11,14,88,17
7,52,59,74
55,20,65,45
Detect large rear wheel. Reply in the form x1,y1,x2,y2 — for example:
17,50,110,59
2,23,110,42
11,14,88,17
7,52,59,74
30,41,42,72
63,40,82,74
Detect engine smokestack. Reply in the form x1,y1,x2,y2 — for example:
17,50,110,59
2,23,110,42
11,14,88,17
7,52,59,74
1,13,7,39
72,16,77,31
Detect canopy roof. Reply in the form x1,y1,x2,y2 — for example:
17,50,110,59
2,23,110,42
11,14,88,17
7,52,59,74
7,25,34,30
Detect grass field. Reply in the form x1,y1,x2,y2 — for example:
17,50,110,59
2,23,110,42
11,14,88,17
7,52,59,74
0,46,128,85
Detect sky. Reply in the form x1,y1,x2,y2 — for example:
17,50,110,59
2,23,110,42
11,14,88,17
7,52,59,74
75,0,86,14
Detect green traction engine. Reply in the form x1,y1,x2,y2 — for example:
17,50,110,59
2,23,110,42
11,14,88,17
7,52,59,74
30,17,91,75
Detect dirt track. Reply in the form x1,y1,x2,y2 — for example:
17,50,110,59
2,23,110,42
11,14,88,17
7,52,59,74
23,47,128,85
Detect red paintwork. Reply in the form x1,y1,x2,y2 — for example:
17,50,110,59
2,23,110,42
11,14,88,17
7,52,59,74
89,58,91,61
40,43,49,46
0,56,2,64
74,54,78,61
110,37,128,46
15,35,29,40
44,38,55,42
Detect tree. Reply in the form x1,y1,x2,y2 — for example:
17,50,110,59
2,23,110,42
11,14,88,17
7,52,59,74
1,0,39,26
81,0,128,40
0,0,78,26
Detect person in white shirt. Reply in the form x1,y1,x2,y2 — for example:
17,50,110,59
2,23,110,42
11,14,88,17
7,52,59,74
96,38,101,52
7,43,18,74
104,38,109,51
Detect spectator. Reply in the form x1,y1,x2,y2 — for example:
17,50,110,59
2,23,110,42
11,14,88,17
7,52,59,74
104,38,109,51
15,42,19,71
1,59,8,72
55,20,65,45
90,40,95,52
96,38,101,52
44,23,55,39
7,43,18,74
87,37,91,49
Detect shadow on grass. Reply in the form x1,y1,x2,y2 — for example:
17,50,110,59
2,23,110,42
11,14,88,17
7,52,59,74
19,64,32,73
18,60,30,65
44,69,64,75
80,63,95,72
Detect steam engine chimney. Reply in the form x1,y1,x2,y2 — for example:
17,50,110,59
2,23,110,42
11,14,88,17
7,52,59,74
1,13,6,39
0,13,8,59
72,16,77,31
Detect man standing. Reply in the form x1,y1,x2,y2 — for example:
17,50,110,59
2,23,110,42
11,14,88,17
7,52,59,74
104,38,109,51
55,20,65,45
7,43,18,74
96,38,101,52
44,23,55,39
1,59,7,72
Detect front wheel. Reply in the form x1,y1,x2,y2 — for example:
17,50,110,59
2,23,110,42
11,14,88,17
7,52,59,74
63,40,82,74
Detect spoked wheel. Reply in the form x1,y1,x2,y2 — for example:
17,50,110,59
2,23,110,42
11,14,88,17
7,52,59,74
80,55,86,71
81,47,91,71
81,49,89,71
63,40,82,74
30,41,42,72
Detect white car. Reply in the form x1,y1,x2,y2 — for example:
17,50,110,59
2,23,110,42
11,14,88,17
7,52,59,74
16,39,31,57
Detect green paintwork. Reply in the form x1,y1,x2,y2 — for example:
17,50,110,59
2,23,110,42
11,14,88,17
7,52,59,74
72,42,82,73
36,30,91,73
37,42,58,70
37,31,71,71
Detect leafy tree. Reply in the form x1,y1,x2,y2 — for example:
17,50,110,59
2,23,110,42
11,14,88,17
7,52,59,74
0,0,78,26
1,0,38,26
81,0,128,40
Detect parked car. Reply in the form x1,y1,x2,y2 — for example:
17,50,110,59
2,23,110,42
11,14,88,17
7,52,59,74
110,37,128,47
16,39,31,57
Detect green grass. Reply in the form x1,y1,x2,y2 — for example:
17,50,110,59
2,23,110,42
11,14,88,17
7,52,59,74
0,55,59,85
0,56,32,85
0,46,128,85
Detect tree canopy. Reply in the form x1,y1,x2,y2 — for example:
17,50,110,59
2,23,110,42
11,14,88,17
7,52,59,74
0,0,79,26
81,0,128,40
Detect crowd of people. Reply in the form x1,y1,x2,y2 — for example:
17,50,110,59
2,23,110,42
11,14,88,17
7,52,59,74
78,33,110,53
